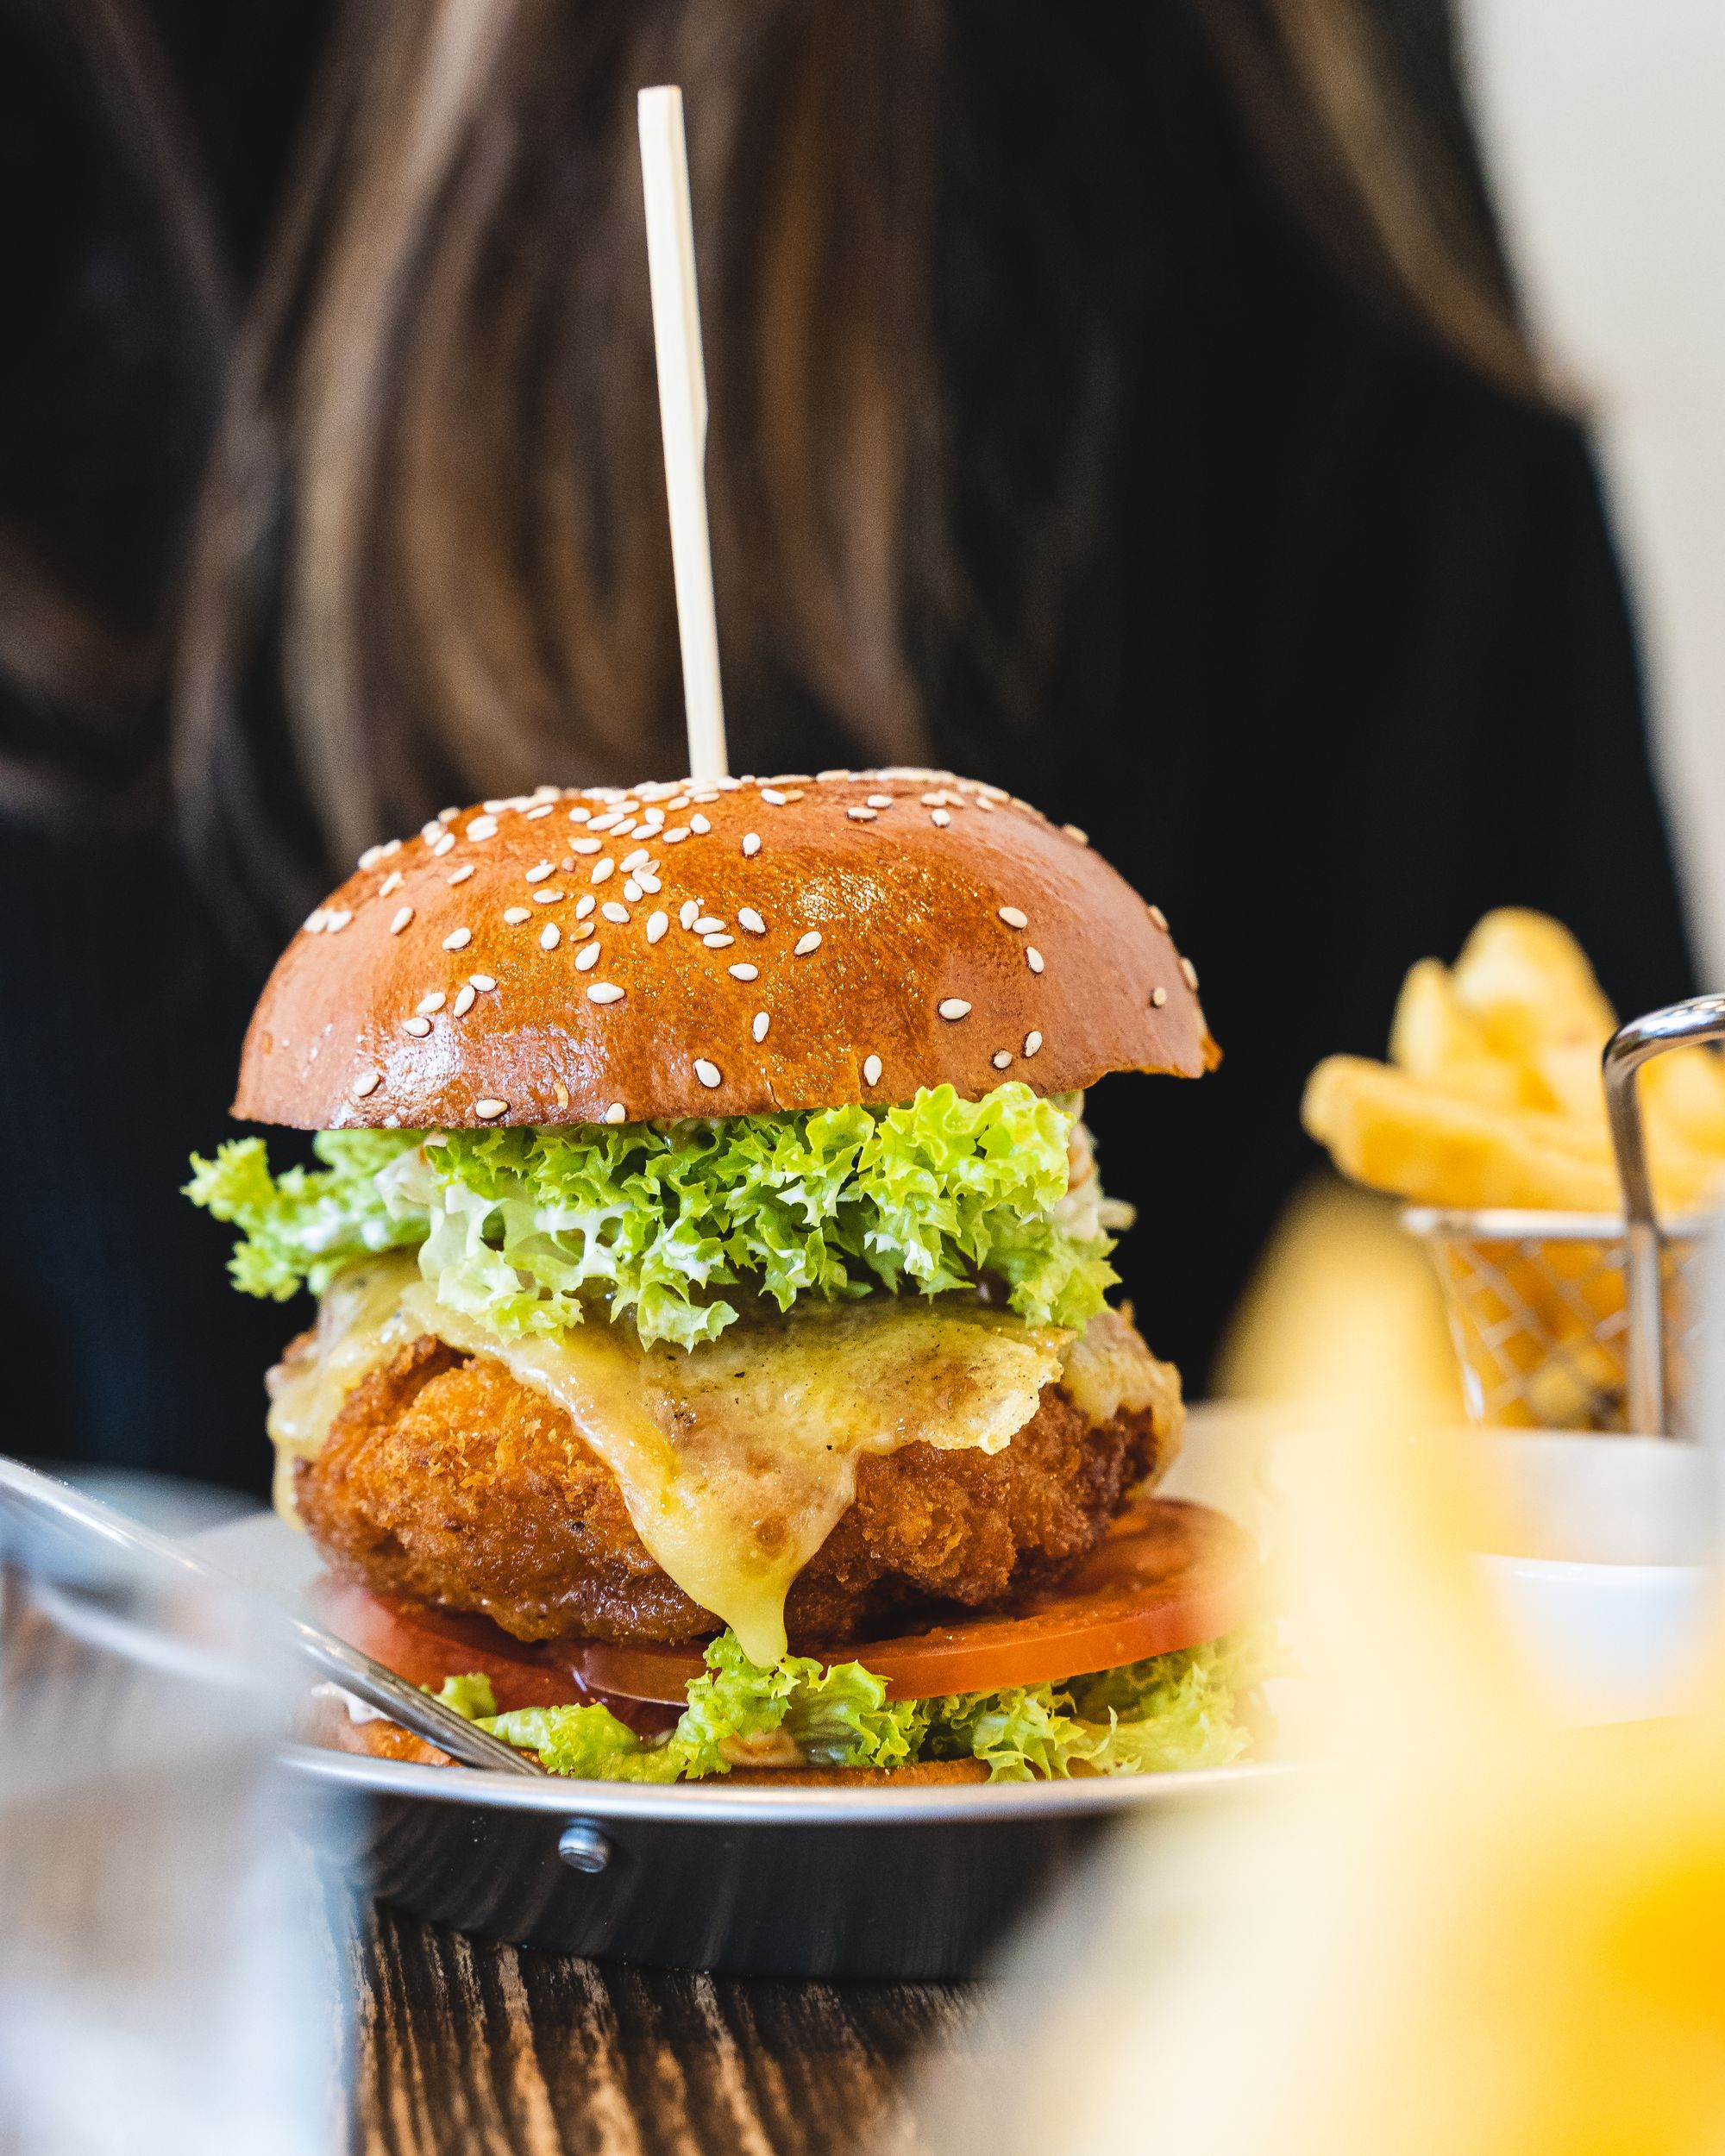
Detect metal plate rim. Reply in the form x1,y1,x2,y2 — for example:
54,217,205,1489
279,1740,1300,1823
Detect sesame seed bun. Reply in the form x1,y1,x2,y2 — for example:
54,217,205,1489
235,769,1218,1129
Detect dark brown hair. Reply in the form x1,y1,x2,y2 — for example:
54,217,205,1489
0,0,1540,920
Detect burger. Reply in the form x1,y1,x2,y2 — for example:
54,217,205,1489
187,768,1260,1783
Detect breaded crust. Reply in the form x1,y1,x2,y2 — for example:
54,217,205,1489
294,1332,1178,1649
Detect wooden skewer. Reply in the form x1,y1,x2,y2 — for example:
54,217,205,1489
637,85,729,786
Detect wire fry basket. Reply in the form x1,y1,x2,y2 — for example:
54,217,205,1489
1401,994,1725,1438
1402,1208,1704,1433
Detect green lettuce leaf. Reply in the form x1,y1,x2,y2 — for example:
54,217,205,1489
186,1085,1121,1351
185,1130,422,1299
429,1672,497,1720
432,1631,1263,1783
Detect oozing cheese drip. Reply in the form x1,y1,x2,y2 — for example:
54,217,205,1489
267,1257,1172,1664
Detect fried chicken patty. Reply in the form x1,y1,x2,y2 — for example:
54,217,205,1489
293,1328,1179,1648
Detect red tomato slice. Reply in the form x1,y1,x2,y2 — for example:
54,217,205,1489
568,1500,1257,1703
311,1499,1256,1714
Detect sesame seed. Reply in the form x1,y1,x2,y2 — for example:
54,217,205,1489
572,921,594,941
470,974,496,992
689,813,712,835
1026,947,1045,974
1063,824,1088,845
667,796,690,811
1024,1031,1043,1056
1151,986,1168,1007
442,928,472,950
847,806,877,822
482,799,511,815
623,879,643,903
729,963,758,981
930,809,950,828
503,906,530,924
817,768,850,782
587,982,624,1005
525,802,554,820
738,908,766,935
588,814,624,833
664,828,690,843
380,870,405,896
533,890,564,905
693,1058,723,1088
323,909,352,933
752,1012,770,1042
611,820,638,839
540,924,561,950
591,859,615,884
303,909,327,933
417,992,447,1014
604,1102,626,1124
866,794,893,809
704,932,734,948
353,1071,382,1099
474,1098,508,1120
432,831,455,857
742,833,762,857
601,901,629,924
622,849,649,872
420,822,442,845
571,837,602,856
938,999,972,1021
575,895,596,919
554,1080,570,1109
637,872,662,894
452,985,477,1016
639,808,665,829
863,1054,882,1086
467,816,499,841
992,1051,1012,1069
360,843,386,870
998,906,1028,930
574,942,600,971
680,900,699,931
760,787,787,805
526,862,555,883
794,931,822,956
1181,956,1200,991
404,1017,431,1037
693,914,724,934
1149,904,1169,931
973,796,994,813
390,906,414,935
448,864,474,886
647,911,669,943
568,806,592,823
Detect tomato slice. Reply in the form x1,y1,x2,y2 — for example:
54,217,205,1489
569,1500,1256,1703
312,1498,1256,1717
308,1577,681,1735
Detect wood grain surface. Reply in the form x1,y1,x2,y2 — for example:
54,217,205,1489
349,1900,984,2156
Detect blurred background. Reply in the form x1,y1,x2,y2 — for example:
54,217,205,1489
1,0,1706,1496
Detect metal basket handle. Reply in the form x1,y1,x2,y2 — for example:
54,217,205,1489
1603,993,1725,1434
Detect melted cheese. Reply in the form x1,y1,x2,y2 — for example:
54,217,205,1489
267,1260,1170,1664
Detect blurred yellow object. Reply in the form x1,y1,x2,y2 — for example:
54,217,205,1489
1216,1175,1461,1417
1300,910,1720,1430
919,1390,1725,2156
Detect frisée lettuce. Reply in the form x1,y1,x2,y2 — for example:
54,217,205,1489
185,1083,1126,1350
433,1628,1264,1783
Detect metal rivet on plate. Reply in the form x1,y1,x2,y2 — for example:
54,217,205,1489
557,1821,612,1875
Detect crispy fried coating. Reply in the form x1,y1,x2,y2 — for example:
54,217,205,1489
294,1330,1177,1648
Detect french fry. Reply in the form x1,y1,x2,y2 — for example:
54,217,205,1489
1450,909,1616,1061
1389,960,1526,1110
1302,1056,1623,1212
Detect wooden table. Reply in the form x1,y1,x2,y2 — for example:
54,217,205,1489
348,1901,983,2156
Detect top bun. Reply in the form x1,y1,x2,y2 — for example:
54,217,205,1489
234,769,1219,1130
